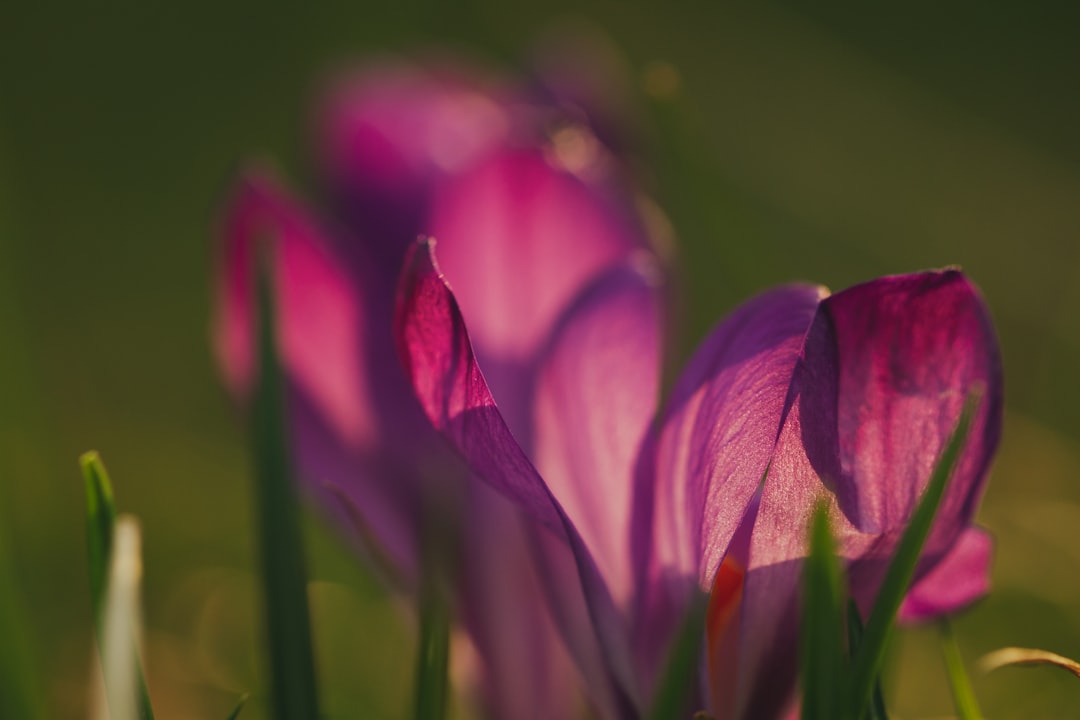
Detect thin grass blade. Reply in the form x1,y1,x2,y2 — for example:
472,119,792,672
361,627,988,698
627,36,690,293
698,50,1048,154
226,693,250,720
845,600,887,720
979,647,1080,679
81,452,155,720
939,619,983,720
412,572,450,720
801,501,848,720
847,397,977,715
649,594,708,720
252,252,321,719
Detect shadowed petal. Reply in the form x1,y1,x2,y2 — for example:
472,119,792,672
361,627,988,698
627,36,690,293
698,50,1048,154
899,526,993,622
459,482,585,720
317,60,512,249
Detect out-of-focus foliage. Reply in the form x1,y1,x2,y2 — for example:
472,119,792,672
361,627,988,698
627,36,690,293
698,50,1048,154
2,1,1079,717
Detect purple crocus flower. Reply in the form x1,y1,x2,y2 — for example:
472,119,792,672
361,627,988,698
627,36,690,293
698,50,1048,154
213,57,659,718
397,253,1002,718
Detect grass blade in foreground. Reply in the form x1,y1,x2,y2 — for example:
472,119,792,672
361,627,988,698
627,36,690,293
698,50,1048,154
226,693,250,720
0,522,42,720
801,502,847,720
939,620,983,720
845,601,887,720
847,397,976,716
413,569,450,720
81,452,155,720
252,255,321,719
649,594,708,720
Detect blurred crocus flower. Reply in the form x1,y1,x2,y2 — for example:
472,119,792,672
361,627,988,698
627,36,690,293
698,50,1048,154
399,257,1002,718
213,55,660,717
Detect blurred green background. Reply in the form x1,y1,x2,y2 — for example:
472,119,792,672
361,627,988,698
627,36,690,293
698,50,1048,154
3,1,1080,717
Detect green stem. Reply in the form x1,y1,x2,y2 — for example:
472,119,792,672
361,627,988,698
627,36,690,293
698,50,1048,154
940,620,983,720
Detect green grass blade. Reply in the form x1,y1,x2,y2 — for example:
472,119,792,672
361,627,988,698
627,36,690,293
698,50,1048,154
225,693,250,720
648,594,708,720
846,600,888,720
847,398,977,716
0,523,42,720
939,620,983,720
81,453,155,720
252,254,321,720
82,450,118,621
801,502,848,720
412,573,450,720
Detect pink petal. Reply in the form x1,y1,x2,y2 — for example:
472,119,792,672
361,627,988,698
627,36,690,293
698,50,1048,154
212,170,370,448
733,270,1003,719
212,170,426,580
316,60,512,246
532,253,663,610
459,482,586,719
899,526,993,623
432,149,645,362
642,285,826,666
395,239,646,709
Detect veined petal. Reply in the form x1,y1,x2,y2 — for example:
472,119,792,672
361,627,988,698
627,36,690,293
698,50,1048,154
734,270,1003,719
637,284,824,697
899,526,993,623
432,149,645,363
648,285,826,592
395,239,645,710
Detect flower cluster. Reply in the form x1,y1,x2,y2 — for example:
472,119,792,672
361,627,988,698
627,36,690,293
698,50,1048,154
214,55,1002,719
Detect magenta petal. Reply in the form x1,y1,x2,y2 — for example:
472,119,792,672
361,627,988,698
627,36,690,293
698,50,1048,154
899,526,993,623
635,284,824,698
532,257,662,608
432,149,644,361
459,482,584,719
820,271,1004,557
317,61,512,245
734,270,1003,719
212,171,429,578
212,170,371,448
650,284,827,591
396,239,644,708
395,238,566,535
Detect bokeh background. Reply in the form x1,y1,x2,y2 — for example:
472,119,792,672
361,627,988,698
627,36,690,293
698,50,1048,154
3,1,1080,718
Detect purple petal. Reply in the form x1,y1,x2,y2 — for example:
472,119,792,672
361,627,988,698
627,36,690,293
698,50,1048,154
212,170,425,578
431,149,645,363
640,285,826,688
459,482,586,719
395,239,648,709
899,526,993,623
531,253,663,609
212,170,371,449
734,270,1003,719
316,60,513,247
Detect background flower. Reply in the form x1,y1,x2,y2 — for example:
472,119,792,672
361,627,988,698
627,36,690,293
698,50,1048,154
214,57,661,717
